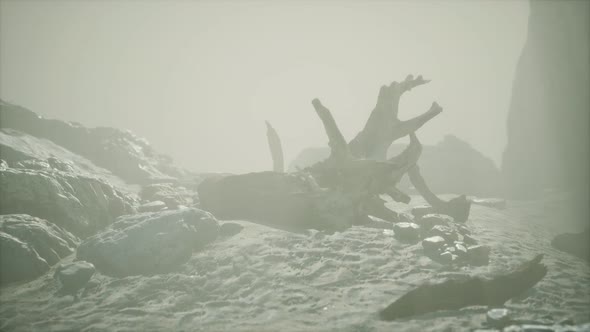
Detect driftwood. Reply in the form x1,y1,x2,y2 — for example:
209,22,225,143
199,75,470,230
265,121,284,173
379,255,547,321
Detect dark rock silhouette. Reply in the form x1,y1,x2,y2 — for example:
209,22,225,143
501,1,589,227
290,134,502,197
379,255,547,320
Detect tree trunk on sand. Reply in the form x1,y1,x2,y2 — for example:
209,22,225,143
379,255,547,321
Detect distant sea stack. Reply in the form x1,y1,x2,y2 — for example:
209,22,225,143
502,1,589,223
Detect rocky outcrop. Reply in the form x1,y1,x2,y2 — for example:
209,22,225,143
0,161,135,238
501,1,589,226
76,208,219,277
0,128,123,186
0,100,184,184
0,214,79,285
289,135,502,197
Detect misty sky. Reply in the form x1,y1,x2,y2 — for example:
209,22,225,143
0,0,529,174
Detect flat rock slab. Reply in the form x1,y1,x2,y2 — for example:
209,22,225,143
76,208,219,277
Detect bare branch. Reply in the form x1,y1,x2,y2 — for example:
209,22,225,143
265,121,284,173
312,98,350,161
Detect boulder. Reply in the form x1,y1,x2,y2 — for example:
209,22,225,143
54,261,95,296
0,163,135,238
0,214,79,266
0,232,49,284
76,208,219,277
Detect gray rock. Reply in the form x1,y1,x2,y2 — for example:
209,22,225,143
138,200,167,213
76,208,219,277
467,244,491,266
455,242,468,256
428,225,459,242
54,261,95,295
219,222,244,237
0,232,50,284
0,214,79,266
417,213,454,230
411,205,436,219
0,164,135,237
487,308,511,328
422,236,446,253
393,222,421,242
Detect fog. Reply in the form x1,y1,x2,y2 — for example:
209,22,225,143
0,0,528,173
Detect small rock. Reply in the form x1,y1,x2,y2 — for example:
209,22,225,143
411,205,436,219
422,236,446,253
429,225,459,242
455,242,468,256
138,200,167,213
54,261,95,295
487,308,511,328
393,222,420,242
418,214,453,230
219,222,244,237
467,245,491,266
439,251,456,264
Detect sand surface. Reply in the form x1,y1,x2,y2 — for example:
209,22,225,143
1,195,589,331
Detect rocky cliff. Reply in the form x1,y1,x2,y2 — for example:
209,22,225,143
501,1,589,225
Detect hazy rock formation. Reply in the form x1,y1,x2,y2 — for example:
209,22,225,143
76,208,219,277
551,229,590,263
0,161,135,238
0,128,125,186
0,100,182,184
290,134,502,197
502,1,589,226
